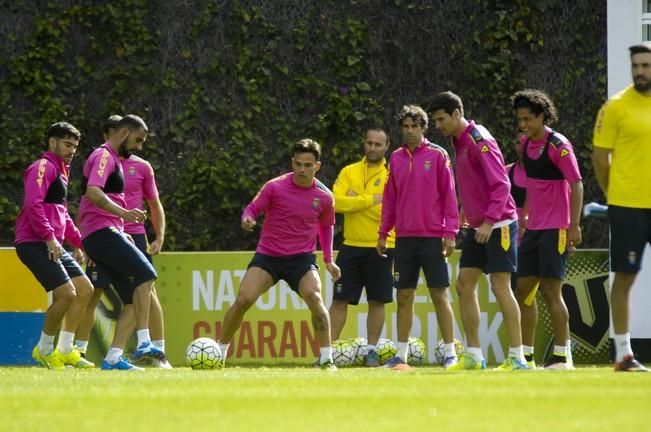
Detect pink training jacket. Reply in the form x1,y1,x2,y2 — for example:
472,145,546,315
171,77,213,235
379,139,459,240
242,173,336,263
122,155,159,235
14,151,82,249
452,121,517,228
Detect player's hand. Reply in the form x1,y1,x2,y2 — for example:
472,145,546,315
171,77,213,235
568,223,582,255
474,222,493,244
45,239,63,261
241,217,256,232
72,247,85,264
376,238,388,257
123,208,147,223
442,238,455,258
326,262,341,282
148,238,164,255
346,189,358,197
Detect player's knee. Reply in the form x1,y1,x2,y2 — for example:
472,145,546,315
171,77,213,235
56,285,77,306
233,293,257,312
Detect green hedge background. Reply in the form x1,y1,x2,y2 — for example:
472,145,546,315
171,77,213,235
0,0,608,250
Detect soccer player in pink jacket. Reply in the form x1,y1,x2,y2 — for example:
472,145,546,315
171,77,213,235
15,122,94,370
377,105,459,369
430,91,528,370
218,139,341,370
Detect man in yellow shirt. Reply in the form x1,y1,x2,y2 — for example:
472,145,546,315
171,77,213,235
593,42,651,372
329,128,394,367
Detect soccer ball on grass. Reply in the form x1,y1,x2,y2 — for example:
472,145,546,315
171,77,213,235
186,337,223,370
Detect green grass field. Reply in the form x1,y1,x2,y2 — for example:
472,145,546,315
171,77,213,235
1,365,649,432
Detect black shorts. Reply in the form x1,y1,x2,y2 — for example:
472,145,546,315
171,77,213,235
608,205,651,273
15,242,85,292
82,227,157,304
394,237,449,289
85,232,152,290
517,228,568,279
333,245,394,305
460,221,518,274
248,252,319,292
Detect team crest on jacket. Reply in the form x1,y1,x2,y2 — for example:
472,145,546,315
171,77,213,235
374,178,381,186
424,161,431,171
312,197,320,209
129,166,136,176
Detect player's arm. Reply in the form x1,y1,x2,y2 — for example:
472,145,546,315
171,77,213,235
377,162,396,255
568,180,584,250
555,143,584,250
475,142,510,243
241,182,272,231
23,160,57,243
438,152,458,257
318,202,341,281
592,147,611,198
146,195,166,255
86,185,146,224
333,169,375,213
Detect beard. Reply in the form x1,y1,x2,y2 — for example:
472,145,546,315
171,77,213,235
118,136,132,158
633,77,651,92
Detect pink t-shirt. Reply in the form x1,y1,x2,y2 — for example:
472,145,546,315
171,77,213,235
242,173,335,263
77,144,127,238
521,128,582,230
122,155,159,235
14,151,82,248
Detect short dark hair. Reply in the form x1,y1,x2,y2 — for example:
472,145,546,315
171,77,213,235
45,122,80,147
398,105,428,129
294,138,321,161
103,114,123,135
117,114,148,133
511,89,558,125
629,42,651,56
365,127,390,147
429,91,464,117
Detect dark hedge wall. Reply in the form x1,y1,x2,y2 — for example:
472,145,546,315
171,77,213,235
0,0,608,250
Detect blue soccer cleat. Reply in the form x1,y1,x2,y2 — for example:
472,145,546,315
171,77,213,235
131,341,165,363
101,356,144,371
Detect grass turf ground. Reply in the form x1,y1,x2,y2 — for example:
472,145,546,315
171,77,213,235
0,365,649,432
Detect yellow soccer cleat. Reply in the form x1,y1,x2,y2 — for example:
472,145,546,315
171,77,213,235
32,346,65,371
496,356,530,371
59,348,95,368
447,352,486,371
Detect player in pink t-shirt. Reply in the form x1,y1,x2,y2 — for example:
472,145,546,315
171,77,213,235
14,122,94,370
511,89,584,370
76,115,170,368
431,91,528,371
217,139,341,370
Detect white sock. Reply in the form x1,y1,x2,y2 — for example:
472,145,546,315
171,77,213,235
75,340,89,353
320,346,333,364
444,343,457,358
467,347,484,362
396,341,408,361
614,333,633,362
366,344,376,355
136,329,151,346
38,332,55,355
105,347,123,364
56,330,75,354
508,345,525,362
553,344,568,357
152,339,165,352
566,339,573,363
218,342,230,360
523,345,534,356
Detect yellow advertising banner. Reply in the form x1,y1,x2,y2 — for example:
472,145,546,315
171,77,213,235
0,248,47,312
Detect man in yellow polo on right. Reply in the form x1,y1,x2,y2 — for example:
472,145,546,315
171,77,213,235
593,41,651,372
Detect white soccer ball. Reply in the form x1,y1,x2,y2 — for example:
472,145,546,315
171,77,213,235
185,337,223,370
376,338,397,365
433,338,465,364
352,337,367,366
332,338,360,367
407,337,426,366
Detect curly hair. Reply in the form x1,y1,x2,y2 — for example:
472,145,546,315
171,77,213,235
511,89,558,125
397,104,428,130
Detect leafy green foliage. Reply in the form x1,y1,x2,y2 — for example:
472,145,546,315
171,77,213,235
0,0,607,248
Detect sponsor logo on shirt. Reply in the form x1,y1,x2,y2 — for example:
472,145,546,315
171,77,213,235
36,159,47,188
374,178,381,187
97,149,110,177
481,145,489,153
424,161,431,171
560,148,570,157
